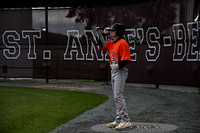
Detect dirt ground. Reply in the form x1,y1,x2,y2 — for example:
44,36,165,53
0,79,200,133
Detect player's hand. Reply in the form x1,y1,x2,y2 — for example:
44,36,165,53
110,64,119,70
104,27,111,35
96,26,100,30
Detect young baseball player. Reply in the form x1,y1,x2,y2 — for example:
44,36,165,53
97,23,132,130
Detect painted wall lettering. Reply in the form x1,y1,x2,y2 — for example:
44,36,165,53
145,27,161,62
22,30,41,59
173,24,187,61
64,30,84,60
2,30,21,59
1,21,200,62
85,30,104,61
186,22,199,61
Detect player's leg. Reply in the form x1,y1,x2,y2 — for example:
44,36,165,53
113,68,130,122
107,70,120,128
107,68,131,129
113,67,131,130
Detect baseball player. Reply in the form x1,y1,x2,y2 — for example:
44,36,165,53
96,23,132,130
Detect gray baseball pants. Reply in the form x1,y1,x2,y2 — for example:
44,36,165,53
111,66,130,122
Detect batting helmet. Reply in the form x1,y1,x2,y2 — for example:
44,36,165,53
109,23,125,37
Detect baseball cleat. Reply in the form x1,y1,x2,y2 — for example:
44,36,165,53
106,121,119,128
115,121,132,130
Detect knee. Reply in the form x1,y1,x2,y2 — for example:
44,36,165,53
114,94,121,102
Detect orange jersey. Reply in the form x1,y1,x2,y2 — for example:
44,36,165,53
101,39,131,65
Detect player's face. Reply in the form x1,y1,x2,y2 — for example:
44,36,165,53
110,31,117,37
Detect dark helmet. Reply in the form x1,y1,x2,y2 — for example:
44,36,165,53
109,23,125,37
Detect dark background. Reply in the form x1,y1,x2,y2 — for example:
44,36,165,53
0,0,200,87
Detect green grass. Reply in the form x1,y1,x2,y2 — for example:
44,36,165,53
0,86,108,133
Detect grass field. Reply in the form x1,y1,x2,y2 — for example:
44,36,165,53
0,86,108,133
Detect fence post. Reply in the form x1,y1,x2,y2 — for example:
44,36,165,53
45,7,49,84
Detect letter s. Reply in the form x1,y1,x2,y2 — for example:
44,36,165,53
145,27,161,62
2,30,20,59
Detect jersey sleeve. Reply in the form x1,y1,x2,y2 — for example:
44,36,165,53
101,41,113,52
120,41,131,61
101,44,106,51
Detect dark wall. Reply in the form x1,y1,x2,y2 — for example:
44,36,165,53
0,0,200,87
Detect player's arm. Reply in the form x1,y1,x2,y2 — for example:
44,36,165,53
119,60,130,69
118,55,130,68
97,39,103,47
96,37,107,51
119,42,131,68
96,27,105,48
96,27,110,50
